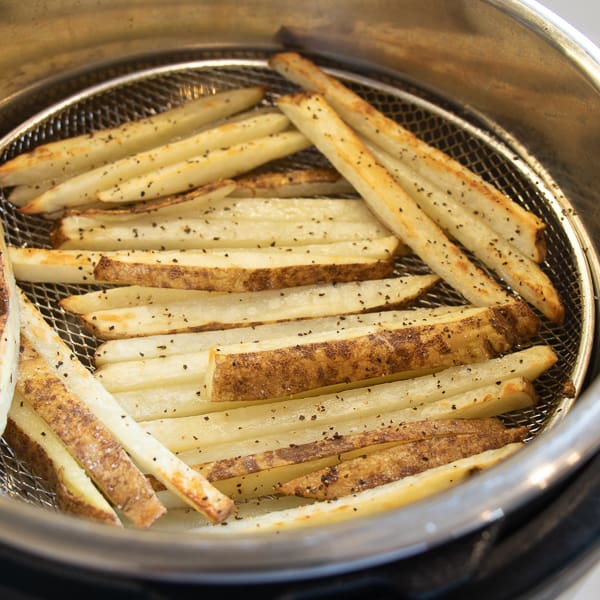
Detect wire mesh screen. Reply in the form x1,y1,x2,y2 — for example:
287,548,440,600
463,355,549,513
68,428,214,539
0,52,592,513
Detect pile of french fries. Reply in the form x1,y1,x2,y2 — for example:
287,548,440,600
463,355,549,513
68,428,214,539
0,52,568,533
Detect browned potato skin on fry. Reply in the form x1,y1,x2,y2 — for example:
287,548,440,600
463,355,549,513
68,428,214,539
277,426,529,499
207,301,540,402
92,254,397,292
16,338,166,528
3,417,121,526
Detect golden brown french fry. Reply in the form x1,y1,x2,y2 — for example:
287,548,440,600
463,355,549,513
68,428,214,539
367,142,564,323
276,91,513,308
22,111,289,215
92,305,470,365
230,168,355,198
91,238,402,293
96,130,312,204
5,394,122,526
18,291,234,524
0,222,19,434
16,337,166,528
2,87,265,188
269,52,545,262
191,418,512,482
205,301,539,402
277,426,529,499
194,444,523,533
80,273,438,340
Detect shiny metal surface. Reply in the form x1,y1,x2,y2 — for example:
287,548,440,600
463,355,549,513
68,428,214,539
0,0,598,583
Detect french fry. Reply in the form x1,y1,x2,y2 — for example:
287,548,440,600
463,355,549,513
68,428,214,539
367,142,564,323
269,52,545,262
205,301,539,402
276,91,513,308
277,426,529,499
176,345,555,463
147,374,539,455
96,130,312,204
50,208,391,251
21,110,290,215
231,168,355,198
80,273,438,340
9,247,107,285
0,87,265,188
16,337,166,528
92,305,471,366
18,291,234,524
90,238,403,294
197,444,522,533
5,394,121,526
0,223,19,434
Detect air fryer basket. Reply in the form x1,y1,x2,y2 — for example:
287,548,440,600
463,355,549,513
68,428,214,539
0,0,598,584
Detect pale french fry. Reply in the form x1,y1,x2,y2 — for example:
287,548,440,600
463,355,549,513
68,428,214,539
91,239,403,294
16,337,166,528
51,210,391,251
62,285,222,315
269,52,545,262
197,444,522,533
1,87,265,188
112,383,260,421
276,91,514,308
97,130,312,204
92,305,471,365
230,168,355,198
22,111,290,215
205,302,539,402
5,393,121,526
9,247,106,284
0,223,19,435
277,426,529,499
79,273,438,339
367,142,564,323
18,291,234,524
175,345,555,462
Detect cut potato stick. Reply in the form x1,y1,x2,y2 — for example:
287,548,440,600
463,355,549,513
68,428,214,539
93,305,471,365
0,222,20,434
0,87,265,188
112,383,261,421
21,111,290,215
270,52,545,262
91,239,403,294
5,394,121,526
276,91,513,308
189,418,511,482
205,301,539,402
368,142,564,323
231,168,355,198
16,337,166,528
79,273,438,339
198,444,522,533
176,377,537,465
62,285,223,315
18,291,234,524
97,130,312,204
9,247,108,285
277,426,529,499
51,210,391,251
146,376,537,453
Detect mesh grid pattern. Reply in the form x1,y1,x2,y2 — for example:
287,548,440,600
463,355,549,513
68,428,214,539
0,53,591,512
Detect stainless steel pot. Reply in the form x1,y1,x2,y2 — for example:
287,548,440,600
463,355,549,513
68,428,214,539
0,0,598,586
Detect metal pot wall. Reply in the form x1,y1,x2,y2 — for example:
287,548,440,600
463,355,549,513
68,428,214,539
0,0,599,592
